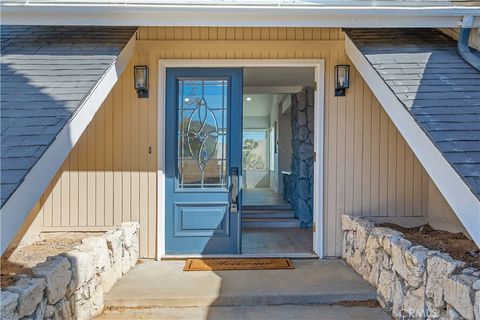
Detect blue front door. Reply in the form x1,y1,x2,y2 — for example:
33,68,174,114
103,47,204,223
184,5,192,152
165,68,243,254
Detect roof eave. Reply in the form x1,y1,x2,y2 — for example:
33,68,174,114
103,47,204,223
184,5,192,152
1,4,479,27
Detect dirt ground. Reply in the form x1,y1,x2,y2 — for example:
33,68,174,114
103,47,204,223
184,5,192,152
380,224,480,270
1,232,99,288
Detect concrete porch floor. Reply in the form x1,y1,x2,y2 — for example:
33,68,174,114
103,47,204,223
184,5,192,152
103,259,378,306
101,259,387,319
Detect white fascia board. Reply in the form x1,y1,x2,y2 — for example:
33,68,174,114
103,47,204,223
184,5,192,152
345,36,480,248
0,33,136,255
1,5,479,27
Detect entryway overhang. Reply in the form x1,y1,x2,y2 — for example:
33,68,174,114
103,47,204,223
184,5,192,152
344,28,480,247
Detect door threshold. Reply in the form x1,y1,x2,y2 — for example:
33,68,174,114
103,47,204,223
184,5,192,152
161,252,319,260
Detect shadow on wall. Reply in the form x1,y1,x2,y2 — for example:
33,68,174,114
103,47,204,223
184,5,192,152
5,60,157,255
2,62,76,252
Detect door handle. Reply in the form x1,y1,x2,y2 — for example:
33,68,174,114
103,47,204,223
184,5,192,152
230,167,239,213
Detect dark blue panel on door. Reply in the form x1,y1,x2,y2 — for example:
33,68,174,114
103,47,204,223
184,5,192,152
175,202,230,236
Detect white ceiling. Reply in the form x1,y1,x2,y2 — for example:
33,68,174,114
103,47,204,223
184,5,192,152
244,67,315,88
243,94,273,117
243,68,313,117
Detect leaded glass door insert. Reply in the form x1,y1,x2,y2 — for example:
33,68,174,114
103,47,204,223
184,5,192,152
177,79,227,189
165,68,243,255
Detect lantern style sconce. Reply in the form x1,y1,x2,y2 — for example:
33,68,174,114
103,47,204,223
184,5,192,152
134,65,149,98
334,64,350,97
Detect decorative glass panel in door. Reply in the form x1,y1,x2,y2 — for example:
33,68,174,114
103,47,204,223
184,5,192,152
165,68,242,254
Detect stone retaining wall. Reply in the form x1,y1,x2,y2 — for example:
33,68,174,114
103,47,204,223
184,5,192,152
1,222,139,320
342,215,480,320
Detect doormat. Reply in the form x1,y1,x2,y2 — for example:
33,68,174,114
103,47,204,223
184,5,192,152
183,258,294,271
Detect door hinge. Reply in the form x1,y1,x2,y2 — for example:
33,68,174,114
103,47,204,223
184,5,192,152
313,151,317,162
313,222,316,233
314,81,317,91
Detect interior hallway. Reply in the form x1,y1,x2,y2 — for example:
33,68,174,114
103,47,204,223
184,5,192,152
242,188,312,254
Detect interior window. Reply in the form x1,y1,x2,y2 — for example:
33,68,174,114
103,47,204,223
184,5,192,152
243,129,267,171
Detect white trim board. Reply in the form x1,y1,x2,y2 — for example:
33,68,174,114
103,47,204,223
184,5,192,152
345,36,480,248
161,253,319,260
1,5,479,27
157,59,325,259
0,34,137,254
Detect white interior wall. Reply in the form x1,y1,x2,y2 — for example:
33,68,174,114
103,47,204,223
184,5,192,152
269,94,280,193
278,94,293,194
243,93,294,192
243,94,272,189
243,116,270,129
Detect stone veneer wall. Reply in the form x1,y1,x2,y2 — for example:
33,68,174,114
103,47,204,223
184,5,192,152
1,222,140,320
285,87,315,227
342,215,480,320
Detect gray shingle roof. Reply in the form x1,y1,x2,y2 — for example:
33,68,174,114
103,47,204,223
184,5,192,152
344,28,480,200
1,25,137,207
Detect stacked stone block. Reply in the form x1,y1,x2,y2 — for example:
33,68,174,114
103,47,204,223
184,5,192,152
1,222,139,320
342,215,480,320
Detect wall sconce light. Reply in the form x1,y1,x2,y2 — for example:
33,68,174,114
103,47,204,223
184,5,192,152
134,65,149,98
334,64,350,97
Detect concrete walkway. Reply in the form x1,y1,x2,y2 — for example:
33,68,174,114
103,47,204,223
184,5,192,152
98,305,390,320
104,259,377,308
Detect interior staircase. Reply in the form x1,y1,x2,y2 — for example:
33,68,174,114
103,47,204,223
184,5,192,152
242,204,300,228
241,188,300,228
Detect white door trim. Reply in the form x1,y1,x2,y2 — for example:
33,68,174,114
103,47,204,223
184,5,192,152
157,59,325,259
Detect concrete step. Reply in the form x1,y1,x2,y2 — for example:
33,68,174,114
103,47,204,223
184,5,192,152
104,260,377,309
242,208,294,213
242,211,295,219
98,305,390,320
242,217,300,228
242,204,292,211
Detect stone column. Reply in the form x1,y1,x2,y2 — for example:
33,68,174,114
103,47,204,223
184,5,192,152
289,87,314,227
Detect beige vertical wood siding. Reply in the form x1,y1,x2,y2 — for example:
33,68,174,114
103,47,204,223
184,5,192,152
323,60,430,256
34,56,158,259
30,27,434,258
